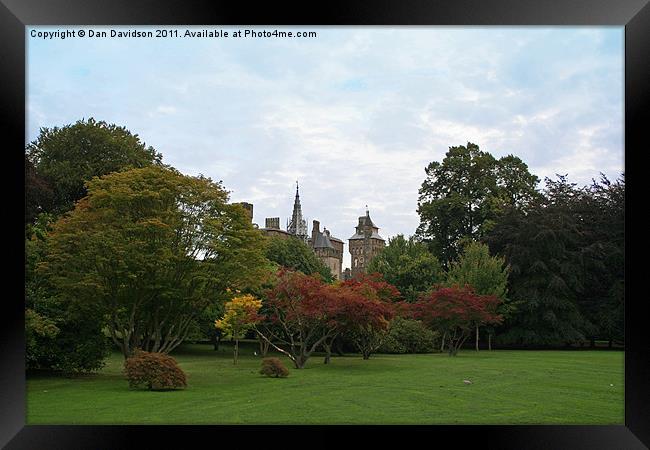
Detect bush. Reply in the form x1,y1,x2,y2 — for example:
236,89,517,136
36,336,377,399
124,350,187,390
378,317,440,354
259,357,290,378
25,307,110,374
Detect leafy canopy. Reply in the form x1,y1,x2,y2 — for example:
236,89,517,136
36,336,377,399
445,241,509,303
484,174,624,345
265,235,333,282
366,234,443,302
26,117,163,215
41,165,269,358
215,294,263,340
411,285,502,355
416,142,539,266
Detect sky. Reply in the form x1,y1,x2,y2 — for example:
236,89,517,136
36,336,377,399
27,26,624,270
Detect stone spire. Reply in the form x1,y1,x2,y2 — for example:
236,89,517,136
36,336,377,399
287,181,308,242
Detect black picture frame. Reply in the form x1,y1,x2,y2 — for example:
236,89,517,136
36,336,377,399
2,0,647,448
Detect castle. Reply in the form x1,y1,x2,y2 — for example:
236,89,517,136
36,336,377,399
241,183,385,280
348,208,386,278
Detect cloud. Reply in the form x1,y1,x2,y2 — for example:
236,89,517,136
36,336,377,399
27,26,624,269
151,105,177,116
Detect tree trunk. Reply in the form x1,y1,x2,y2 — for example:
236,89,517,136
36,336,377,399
212,330,220,351
488,333,492,351
441,332,446,352
234,338,239,365
294,354,307,369
258,335,269,357
475,325,479,351
323,343,331,364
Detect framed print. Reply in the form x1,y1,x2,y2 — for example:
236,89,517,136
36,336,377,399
2,0,648,448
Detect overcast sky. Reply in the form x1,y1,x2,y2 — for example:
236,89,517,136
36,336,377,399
27,26,624,270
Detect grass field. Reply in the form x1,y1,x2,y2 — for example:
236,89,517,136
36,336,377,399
26,343,624,425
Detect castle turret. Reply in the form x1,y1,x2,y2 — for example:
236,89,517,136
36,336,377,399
312,220,320,243
348,207,385,278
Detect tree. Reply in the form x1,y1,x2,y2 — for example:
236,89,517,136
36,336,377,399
337,274,399,360
255,269,340,369
265,235,333,282
40,165,269,359
575,174,624,347
411,286,502,356
25,308,59,369
366,234,443,302
416,143,539,267
25,155,54,225
484,175,592,345
485,173,624,347
26,214,110,373
215,294,263,364
445,241,510,350
25,118,163,215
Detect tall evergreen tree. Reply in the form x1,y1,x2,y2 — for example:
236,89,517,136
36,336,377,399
485,175,597,345
574,174,625,346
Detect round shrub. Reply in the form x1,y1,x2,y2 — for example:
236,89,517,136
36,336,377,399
124,350,187,390
259,357,290,378
379,317,440,354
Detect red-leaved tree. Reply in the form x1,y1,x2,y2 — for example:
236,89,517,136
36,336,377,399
337,274,399,360
411,285,502,356
254,269,341,369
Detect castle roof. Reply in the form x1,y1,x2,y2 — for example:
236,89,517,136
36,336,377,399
348,230,385,241
313,232,335,249
349,209,384,241
360,214,376,228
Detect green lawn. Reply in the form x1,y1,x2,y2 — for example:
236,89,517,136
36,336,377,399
26,344,624,425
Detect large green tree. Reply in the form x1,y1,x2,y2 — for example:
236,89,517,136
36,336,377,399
484,175,596,346
265,235,333,282
572,174,625,346
26,214,110,373
366,234,443,302
40,166,270,359
26,118,163,216
416,143,539,267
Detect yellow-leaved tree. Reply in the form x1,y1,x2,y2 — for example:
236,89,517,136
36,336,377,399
215,294,262,365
